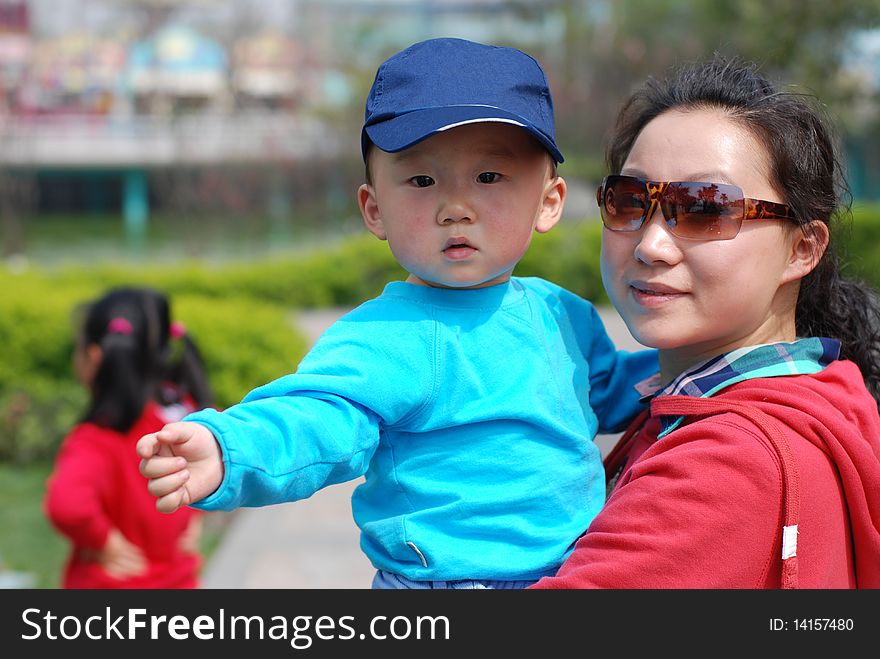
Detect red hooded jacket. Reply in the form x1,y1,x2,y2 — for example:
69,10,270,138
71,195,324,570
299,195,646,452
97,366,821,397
532,360,880,589
44,401,201,589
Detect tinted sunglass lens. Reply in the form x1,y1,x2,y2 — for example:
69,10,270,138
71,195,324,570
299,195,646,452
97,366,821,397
602,177,647,231
664,182,742,240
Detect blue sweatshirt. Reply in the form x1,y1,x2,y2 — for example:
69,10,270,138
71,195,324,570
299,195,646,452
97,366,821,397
187,277,657,581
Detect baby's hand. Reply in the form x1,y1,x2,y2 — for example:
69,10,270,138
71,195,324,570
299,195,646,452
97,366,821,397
137,422,224,513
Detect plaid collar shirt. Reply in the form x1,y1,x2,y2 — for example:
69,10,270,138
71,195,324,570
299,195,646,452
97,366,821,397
634,337,841,438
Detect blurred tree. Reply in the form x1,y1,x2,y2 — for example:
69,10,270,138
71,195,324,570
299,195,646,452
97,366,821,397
0,170,37,258
552,0,880,181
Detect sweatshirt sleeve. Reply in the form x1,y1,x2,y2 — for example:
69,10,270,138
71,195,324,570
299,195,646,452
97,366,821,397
531,416,783,588
525,278,658,433
44,427,113,550
187,303,436,511
579,303,658,433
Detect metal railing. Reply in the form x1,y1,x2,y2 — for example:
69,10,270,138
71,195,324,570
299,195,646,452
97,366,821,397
0,112,343,168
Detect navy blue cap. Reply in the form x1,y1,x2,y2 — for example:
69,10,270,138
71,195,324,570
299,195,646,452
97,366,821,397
362,37,564,163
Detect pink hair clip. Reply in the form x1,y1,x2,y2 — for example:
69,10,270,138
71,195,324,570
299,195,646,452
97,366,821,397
170,321,187,339
107,317,134,335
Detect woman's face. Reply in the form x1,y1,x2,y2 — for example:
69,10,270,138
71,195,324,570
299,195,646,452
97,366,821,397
600,108,805,378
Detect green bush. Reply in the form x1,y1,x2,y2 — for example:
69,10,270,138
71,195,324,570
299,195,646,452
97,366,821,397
48,234,408,308
844,203,880,289
3,204,877,463
516,220,608,304
0,272,308,464
44,222,609,307
171,293,310,407
0,276,90,463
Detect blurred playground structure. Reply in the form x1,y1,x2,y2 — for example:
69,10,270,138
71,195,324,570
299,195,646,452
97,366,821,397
0,0,878,259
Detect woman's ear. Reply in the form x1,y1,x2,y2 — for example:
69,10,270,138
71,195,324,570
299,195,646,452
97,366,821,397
358,184,386,240
782,220,830,284
535,175,567,234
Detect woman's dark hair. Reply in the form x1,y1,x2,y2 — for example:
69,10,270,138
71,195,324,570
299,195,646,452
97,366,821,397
606,54,880,406
79,287,212,432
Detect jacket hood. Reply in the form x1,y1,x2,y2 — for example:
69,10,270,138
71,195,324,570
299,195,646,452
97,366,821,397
653,360,880,588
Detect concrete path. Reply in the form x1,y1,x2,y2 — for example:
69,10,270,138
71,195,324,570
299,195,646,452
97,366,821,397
200,305,646,589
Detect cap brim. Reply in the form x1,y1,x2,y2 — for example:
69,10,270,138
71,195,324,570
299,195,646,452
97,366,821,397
364,105,564,163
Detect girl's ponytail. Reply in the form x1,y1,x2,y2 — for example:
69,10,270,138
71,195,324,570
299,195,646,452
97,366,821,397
162,321,214,409
79,289,165,432
88,315,149,431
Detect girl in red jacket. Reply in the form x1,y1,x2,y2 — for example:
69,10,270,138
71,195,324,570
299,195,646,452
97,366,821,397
45,287,213,588
533,56,880,589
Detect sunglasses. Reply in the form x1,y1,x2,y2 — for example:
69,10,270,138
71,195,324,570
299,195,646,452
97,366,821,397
597,175,797,241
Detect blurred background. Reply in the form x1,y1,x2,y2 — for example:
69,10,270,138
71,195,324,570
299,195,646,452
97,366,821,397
1,0,879,587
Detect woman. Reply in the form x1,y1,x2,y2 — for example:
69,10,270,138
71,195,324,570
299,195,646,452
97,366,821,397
532,57,880,588
45,287,212,588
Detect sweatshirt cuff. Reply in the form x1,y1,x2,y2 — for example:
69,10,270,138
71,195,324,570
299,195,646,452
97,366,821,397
183,408,238,511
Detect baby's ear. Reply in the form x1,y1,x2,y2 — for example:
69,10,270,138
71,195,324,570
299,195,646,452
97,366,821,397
535,175,566,234
358,184,386,240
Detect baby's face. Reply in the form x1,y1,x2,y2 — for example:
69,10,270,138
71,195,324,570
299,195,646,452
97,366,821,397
358,123,565,289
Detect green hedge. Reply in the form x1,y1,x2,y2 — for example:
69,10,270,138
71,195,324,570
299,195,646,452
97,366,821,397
49,234,409,308
0,274,308,464
40,221,610,307
36,203,876,313
845,204,880,288
1,276,91,463
3,204,878,464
